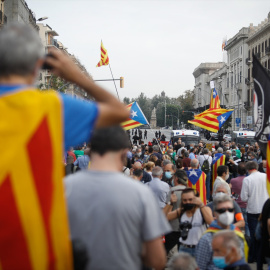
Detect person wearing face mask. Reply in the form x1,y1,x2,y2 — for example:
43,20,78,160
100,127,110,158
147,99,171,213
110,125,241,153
167,148,176,165
196,194,248,270
240,161,269,264
167,188,213,257
247,151,258,163
213,165,230,192
163,163,176,185
207,182,245,229
164,170,188,254
212,231,251,270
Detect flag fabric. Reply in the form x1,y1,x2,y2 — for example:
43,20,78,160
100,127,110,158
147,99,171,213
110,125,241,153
188,88,233,132
210,88,221,109
252,55,270,156
0,89,73,270
267,135,270,197
187,169,207,205
121,101,149,130
188,109,233,133
212,153,226,187
222,38,227,51
96,41,109,67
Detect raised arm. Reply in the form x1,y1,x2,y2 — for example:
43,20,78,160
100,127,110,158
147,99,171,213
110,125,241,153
45,49,129,128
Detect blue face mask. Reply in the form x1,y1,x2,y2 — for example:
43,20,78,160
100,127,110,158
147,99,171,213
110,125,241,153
213,256,228,269
171,179,175,187
165,171,172,179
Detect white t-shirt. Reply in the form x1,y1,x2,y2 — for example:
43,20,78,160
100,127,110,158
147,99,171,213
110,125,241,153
179,208,206,245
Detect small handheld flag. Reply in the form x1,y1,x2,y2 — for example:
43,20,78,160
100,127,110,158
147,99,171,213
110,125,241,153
121,102,149,130
96,41,109,67
210,88,220,109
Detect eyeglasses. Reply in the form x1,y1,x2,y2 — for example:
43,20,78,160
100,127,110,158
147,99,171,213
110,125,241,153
215,208,234,214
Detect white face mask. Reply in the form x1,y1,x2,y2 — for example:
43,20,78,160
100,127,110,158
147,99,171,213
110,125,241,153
225,173,229,180
218,211,234,226
214,192,224,199
263,168,267,173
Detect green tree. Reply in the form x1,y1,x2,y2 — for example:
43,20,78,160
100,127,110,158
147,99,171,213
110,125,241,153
123,97,130,104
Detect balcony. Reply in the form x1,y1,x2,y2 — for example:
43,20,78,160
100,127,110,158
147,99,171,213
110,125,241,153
245,78,250,85
246,57,251,65
47,39,60,49
266,46,270,55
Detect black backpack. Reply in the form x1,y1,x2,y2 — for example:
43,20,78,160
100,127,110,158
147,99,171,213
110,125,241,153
201,156,210,173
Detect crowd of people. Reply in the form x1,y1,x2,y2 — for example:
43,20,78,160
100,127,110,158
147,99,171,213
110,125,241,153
1,22,270,270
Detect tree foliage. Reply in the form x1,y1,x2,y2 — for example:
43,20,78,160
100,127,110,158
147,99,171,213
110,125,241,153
122,89,195,128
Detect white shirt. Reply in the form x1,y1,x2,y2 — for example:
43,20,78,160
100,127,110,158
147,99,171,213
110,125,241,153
240,171,269,214
197,154,213,169
180,208,206,245
213,176,230,192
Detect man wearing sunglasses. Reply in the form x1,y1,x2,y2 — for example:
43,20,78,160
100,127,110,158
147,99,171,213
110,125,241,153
196,194,248,270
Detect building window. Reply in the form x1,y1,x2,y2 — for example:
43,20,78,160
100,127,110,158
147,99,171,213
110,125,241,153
265,40,268,50
258,44,260,53
239,71,242,83
240,46,242,55
227,77,229,88
248,68,250,81
255,46,257,54
231,75,233,88
262,42,264,55
252,48,254,56
248,49,250,58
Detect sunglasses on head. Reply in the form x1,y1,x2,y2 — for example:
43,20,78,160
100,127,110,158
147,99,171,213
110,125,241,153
216,208,234,214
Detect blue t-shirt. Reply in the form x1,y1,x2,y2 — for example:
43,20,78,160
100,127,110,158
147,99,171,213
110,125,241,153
0,85,98,150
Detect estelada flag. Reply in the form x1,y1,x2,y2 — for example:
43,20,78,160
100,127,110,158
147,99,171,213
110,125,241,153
252,54,270,156
210,88,221,109
212,153,226,188
121,101,149,130
189,109,233,133
0,89,73,269
266,135,270,197
187,169,207,205
96,41,109,67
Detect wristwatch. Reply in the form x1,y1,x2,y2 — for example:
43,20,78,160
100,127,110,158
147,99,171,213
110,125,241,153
167,201,172,206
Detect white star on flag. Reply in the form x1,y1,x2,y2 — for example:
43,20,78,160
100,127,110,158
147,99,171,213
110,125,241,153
213,156,217,161
189,170,198,177
220,116,226,123
213,91,216,98
130,110,137,118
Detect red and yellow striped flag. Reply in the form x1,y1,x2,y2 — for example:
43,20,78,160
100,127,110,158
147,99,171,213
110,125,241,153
96,41,109,67
0,89,73,270
187,169,207,204
266,136,270,196
212,153,226,187
121,101,148,130
210,88,221,109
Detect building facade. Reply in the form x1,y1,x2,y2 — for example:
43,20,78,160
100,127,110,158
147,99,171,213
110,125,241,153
0,0,7,28
4,0,38,30
224,27,250,130
193,62,225,110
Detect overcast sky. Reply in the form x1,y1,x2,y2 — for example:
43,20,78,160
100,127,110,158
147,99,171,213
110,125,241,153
27,0,270,100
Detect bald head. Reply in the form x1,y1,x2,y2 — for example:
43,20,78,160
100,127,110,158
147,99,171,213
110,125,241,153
190,159,199,169
133,162,142,170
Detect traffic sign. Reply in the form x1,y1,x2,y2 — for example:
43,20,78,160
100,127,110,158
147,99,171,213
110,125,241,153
236,118,241,124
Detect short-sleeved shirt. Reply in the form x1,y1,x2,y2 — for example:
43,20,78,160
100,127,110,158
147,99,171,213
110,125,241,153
65,171,171,270
207,200,244,223
0,85,99,150
147,177,170,208
230,176,247,208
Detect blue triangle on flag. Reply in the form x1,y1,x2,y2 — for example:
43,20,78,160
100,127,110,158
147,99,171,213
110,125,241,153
130,102,148,125
217,111,233,128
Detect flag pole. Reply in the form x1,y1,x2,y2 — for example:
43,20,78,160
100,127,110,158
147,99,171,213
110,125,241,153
108,63,120,100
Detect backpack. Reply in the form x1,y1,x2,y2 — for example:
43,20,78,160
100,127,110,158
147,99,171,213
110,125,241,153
201,156,210,173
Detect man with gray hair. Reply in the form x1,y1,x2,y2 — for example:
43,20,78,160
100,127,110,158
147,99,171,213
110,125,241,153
0,23,129,269
212,230,251,269
152,145,163,160
196,194,247,270
148,166,170,208
167,252,199,270
241,161,269,263
177,142,186,157
217,147,224,153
